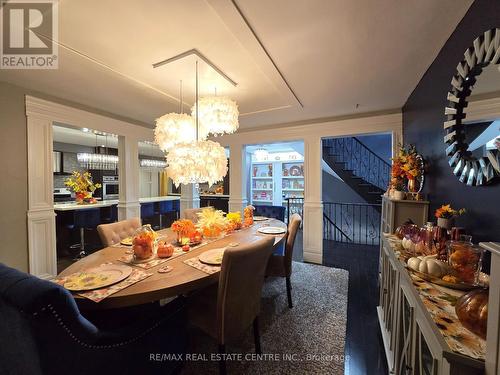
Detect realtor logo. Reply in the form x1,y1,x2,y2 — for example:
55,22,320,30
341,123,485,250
1,0,58,69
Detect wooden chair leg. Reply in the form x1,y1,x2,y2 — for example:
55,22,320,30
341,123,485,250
218,344,227,375
286,277,293,308
253,316,262,354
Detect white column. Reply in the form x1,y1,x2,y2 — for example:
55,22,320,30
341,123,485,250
228,143,248,214
26,115,57,278
180,184,200,216
117,136,140,219
303,136,323,264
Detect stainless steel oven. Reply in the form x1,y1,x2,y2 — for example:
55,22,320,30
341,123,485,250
102,175,119,200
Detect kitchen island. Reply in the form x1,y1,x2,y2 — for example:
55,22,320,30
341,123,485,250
53,195,180,211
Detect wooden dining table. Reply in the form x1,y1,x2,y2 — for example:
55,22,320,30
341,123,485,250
59,219,287,310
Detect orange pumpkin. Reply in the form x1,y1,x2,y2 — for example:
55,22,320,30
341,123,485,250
455,289,488,339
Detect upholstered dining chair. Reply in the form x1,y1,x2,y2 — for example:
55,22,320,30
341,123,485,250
253,204,286,222
97,217,141,247
182,208,203,223
0,263,187,375
188,237,275,375
265,213,302,308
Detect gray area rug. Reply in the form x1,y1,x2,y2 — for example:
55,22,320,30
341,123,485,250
181,261,349,374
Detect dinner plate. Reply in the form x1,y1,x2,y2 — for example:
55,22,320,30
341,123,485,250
258,226,286,235
120,237,133,246
199,248,226,266
253,216,268,221
63,264,132,291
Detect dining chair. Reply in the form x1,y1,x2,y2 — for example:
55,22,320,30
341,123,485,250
182,208,203,223
97,217,141,247
253,205,286,221
265,213,302,308
0,262,187,375
188,237,275,375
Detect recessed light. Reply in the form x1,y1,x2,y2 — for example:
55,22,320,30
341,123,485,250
82,128,89,132
101,145,105,147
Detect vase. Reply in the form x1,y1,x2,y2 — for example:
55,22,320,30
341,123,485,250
392,190,406,200
437,217,453,230
407,178,419,193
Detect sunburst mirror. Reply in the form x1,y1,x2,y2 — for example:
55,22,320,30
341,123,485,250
444,28,500,186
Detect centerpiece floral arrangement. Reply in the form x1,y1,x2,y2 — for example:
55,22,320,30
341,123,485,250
196,207,228,239
226,211,242,232
390,144,423,197
64,171,101,204
171,219,197,245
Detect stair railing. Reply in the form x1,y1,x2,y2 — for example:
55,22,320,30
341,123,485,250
323,212,352,243
323,137,391,191
323,202,381,245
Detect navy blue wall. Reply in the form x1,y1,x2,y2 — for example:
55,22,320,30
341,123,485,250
403,1,500,242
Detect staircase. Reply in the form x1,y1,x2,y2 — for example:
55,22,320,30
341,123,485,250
322,137,390,205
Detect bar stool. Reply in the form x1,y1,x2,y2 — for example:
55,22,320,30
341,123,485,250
141,203,159,230
70,208,101,259
158,200,178,229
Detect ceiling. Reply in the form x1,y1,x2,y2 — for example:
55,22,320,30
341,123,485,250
0,0,472,129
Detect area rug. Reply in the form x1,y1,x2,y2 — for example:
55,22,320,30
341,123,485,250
181,261,349,374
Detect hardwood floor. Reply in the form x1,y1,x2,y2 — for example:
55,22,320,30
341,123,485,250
322,240,388,375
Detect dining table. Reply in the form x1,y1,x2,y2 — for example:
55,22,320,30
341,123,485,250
58,219,287,310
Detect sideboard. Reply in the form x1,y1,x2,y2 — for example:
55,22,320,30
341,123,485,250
378,234,485,374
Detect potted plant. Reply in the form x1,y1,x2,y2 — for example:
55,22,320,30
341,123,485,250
64,171,101,204
435,204,466,230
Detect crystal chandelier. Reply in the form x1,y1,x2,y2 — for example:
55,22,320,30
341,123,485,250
166,61,229,186
77,133,118,170
139,158,167,169
77,153,119,170
192,95,239,139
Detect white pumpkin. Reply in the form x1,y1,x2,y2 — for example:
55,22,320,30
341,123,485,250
407,255,449,278
402,237,415,251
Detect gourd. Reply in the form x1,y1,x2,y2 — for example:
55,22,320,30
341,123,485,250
455,289,488,339
402,237,415,252
407,255,449,278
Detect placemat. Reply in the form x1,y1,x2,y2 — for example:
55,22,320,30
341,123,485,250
184,257,220,275
53,268,152,303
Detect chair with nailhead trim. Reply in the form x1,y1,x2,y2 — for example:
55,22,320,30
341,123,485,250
0,263,187,375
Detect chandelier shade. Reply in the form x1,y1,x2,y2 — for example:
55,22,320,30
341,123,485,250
166,140,228,187
192,96,239,139
154,113,196,152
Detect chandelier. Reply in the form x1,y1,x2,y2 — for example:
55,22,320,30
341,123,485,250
165,61,229,186
192,95,239,139
139,158,167,169
77,153,118,170
154,112,195,152
77,133,118,170
167,140,227,187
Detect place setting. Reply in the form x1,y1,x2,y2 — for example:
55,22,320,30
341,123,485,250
52,262,152,303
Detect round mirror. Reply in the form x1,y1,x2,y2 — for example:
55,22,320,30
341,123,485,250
444,28,500,186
